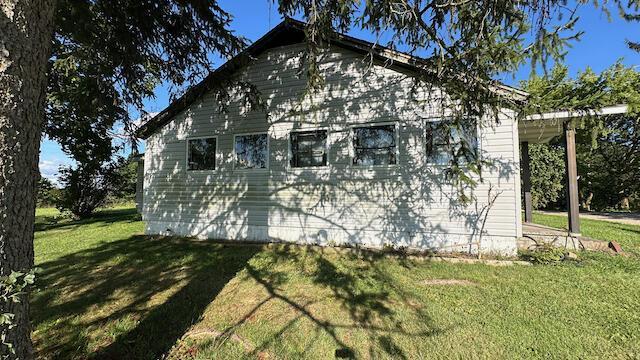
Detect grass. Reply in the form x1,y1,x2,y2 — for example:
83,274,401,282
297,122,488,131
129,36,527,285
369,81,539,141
35,205,141,263
531,212,640,255
32,207,640,359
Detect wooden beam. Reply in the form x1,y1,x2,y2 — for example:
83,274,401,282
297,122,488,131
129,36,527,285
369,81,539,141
564,123,581,235
521,142,533,223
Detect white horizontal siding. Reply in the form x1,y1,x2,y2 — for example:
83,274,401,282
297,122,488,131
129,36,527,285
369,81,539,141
143,43,520,254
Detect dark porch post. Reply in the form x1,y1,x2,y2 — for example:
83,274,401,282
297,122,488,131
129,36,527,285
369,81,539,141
521,141,533,223
564,122,581,235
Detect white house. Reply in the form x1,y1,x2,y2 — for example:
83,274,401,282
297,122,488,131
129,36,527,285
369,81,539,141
136,19,572,255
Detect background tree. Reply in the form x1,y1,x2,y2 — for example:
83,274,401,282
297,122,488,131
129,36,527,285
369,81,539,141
577,114,640,210
526,142,566,209
36,177,61,208
55,162,117,219
111,155,139,202
523,63,640,211
55,156,138,219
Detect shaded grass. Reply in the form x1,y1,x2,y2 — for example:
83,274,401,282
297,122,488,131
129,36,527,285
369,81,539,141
33,206,640,359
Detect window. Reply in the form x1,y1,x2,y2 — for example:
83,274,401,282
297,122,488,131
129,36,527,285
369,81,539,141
426,120,478,165
234,133,268,169
290,130,327,168
187,137,217,171
352,124,397,166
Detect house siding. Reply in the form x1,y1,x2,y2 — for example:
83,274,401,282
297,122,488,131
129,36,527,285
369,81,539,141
142,43,520,254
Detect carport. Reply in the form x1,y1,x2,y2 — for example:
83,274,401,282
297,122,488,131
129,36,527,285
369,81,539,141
518,104,629,236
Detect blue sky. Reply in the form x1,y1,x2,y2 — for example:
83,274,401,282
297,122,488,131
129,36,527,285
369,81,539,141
39,0,639,184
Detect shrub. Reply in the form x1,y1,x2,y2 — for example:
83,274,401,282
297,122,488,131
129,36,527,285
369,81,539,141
519,243,565,264
56,161,124,219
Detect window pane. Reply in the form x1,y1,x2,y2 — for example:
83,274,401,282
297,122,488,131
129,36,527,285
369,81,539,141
353,124,396,166
426,120,478,164
430,122,449,146
235,133,268,169
188,137,216,171
459,121,479,162
291,130,327,168
426,121,451,164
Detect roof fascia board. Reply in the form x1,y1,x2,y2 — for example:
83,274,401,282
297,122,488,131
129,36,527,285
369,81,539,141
524,104,629,121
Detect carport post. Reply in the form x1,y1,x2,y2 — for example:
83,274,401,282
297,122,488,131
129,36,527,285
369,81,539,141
521,141,533,223
564,122,581,235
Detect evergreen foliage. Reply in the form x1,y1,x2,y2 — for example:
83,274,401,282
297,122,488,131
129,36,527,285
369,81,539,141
617,0,640,51
273,0,637,198
46,0,247,168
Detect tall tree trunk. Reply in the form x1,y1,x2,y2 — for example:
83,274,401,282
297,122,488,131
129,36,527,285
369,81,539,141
0,1,56,359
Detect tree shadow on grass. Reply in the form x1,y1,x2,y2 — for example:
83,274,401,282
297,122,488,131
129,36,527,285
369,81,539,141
204,244,446,359
33,208,448,359
31,235,260,359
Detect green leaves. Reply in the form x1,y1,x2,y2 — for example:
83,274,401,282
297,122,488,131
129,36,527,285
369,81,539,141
47,0,248,169
523,62,640,142
523,63,640,211
1,269,38,357
273,0,592,200
527,142,565,209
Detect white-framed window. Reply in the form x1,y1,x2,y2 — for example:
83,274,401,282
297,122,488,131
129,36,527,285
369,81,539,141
234,133,269,170
352,123,398,166
290,129,328,168
186,136,217,171
425,119,478,165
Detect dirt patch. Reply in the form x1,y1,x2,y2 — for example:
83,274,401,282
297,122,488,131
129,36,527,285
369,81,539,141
422,279,477,286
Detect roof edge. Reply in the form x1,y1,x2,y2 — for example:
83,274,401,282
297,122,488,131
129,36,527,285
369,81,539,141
524,104,629,121
137,18,529,139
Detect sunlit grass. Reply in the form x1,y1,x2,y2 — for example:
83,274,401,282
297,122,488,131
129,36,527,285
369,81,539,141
531,212,640,255
33,206,640,359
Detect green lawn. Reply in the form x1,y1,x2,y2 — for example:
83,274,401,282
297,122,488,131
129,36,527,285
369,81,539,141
531,212,640,255
32,207,640,359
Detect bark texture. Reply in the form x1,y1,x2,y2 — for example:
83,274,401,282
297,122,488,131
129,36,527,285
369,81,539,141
0,0,56,358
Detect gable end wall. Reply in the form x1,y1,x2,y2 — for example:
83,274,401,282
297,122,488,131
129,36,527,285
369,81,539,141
142,44,521,255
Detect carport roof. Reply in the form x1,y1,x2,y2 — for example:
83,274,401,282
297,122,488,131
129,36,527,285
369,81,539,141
518,104,629,143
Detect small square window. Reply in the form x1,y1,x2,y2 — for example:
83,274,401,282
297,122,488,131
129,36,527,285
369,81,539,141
353,124,397,166
187,137,216,171
235,133,268,169
426,120,478,165
290,130,327,168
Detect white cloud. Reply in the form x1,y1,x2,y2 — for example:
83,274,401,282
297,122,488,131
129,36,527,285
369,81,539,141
39,158,72,186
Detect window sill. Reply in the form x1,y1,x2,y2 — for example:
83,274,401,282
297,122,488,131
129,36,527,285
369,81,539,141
351,164,399,169
287,166,330,171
